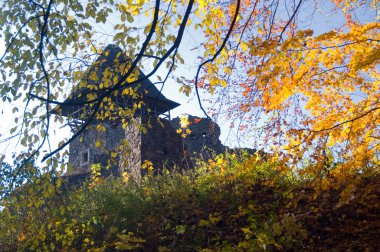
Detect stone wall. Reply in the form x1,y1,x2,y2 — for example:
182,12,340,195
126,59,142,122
141,116,189,171
68,122,125,175
120,117,143,180
171,115,225,164
119,115,188,180
68,114,231,180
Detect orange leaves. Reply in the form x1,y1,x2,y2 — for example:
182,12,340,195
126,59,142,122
240,83,252,97
186,0,380,172
239,103,251,112
198,1,380,170
193,118,202,124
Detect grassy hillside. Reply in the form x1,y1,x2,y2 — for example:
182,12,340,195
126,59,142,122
1,153,379,251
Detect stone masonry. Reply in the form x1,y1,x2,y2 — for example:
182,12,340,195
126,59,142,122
68,114,190,179
68,122,125,176
67,114,228,179
171,115,225,165
120,115,188,180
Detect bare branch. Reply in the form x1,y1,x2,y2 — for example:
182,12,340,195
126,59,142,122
194,0,241,119
278,0,303,42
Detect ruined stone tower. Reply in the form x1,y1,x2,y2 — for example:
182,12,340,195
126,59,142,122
58,45,184,178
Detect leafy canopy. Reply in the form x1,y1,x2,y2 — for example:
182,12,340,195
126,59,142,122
0,0,379,186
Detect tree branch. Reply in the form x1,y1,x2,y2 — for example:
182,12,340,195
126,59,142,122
278,0,303,42
194,0,241,119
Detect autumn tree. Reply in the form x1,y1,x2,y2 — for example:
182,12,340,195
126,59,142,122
198,0,380,171
0,0,379,192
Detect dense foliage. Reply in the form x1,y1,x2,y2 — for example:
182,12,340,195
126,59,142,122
0,1,379,250
1,153,379,251
1,0,379,178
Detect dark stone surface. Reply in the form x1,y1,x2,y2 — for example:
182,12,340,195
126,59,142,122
67,113,188,179
140,116,191,172
120,115,190,180
61,172,91,191
171,115,226,164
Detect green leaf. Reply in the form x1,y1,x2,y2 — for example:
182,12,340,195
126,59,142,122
127,12,134,23
175,225,186,234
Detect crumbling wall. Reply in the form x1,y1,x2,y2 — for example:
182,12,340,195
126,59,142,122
141,117,189,171
171,115,225,164
68,114,228,180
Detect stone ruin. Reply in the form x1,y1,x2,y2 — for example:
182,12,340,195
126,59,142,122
58,45,229,183
66,113,227,180
171,115,225,165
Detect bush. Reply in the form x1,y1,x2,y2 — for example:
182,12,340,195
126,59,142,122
1,153,379,251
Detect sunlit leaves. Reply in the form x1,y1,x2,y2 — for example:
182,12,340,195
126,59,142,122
196,1,380,169
1,0,379,208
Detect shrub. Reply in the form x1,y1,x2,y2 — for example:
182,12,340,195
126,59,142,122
1,152,379,251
